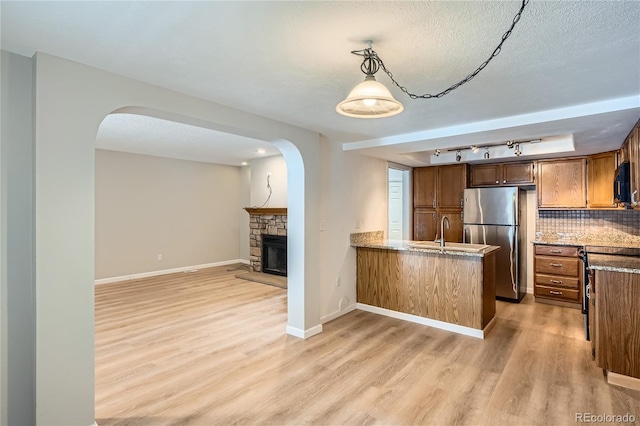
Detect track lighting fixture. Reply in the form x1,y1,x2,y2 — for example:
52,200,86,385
434,149,441,157
506,140,515,148
514,143,522,156
484,147,490,159
456,150,462,162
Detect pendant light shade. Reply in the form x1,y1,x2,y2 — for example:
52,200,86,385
336,76,404,118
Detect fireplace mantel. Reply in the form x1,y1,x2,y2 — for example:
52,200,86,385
244,207,287,215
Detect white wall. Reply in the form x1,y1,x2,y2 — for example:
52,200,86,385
95,149,243,279
318,136,389,322
249,155,287,207
0,50,36,426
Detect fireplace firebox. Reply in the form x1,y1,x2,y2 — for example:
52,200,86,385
262,235,287,276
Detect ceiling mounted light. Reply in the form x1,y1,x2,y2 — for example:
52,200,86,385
514,143,522,156
336,1,528,118
241,161,248,166
484,147,490,159
434,149,441,157
456,151,462,162
336,42,404,118
256,148,266,155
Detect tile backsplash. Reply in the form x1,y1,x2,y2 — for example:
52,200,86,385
536,209,640,237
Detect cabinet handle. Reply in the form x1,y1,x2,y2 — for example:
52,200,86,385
632,190,638,207
503,180,506,183
433,211,436,219
550,263,563,267
550,279,563,284
550,249,562,253
460,198,464,208
495,180,499,184
432,200,436,208
550,290,563,295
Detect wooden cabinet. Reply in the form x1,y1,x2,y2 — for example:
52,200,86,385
621,120,640,209
534,244,582,307
469,161,535,187
437,164,467,209
537,158,587,209
594,269,640,379
413,164,466,241
587,151,618,208
413,167,437,208
413,209,437,241
437,210,463,243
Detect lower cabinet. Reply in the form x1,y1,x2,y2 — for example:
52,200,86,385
438,210,463,243
533,244,582,307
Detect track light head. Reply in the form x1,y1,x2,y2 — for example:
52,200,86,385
434,149,441,157
455,150,462,162
484,147,490,159
514,143,522,156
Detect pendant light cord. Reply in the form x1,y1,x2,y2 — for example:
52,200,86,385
254,174,272,209
357,0,529,100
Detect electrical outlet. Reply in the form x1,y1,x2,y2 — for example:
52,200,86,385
336,276,341,287
157,254,163,261
355,219,361,229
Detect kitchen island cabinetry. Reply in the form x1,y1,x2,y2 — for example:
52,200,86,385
353,240,499,338
469,161,535,187
537,158,587,209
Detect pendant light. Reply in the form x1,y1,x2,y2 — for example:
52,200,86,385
336,42,403,118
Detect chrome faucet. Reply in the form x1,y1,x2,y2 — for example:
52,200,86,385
439,215,450,248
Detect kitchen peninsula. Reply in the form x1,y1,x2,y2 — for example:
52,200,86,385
351,231,500,338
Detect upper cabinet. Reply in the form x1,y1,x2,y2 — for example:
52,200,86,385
587,151,618,208
437,164,467,209
537,158,587,209
469,161,535,187
413,167,437,208
622,120,640,209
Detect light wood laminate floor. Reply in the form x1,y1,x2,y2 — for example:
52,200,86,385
95,265,640,425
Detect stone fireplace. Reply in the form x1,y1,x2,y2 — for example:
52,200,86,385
244,208,287,275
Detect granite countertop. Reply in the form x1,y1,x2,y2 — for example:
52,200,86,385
588,254,640,275
533,233,640,249
350,232,500,257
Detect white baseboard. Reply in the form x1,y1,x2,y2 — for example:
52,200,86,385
356,303,488,339
285,324,323,339
320,303,357,324
94,259,249,285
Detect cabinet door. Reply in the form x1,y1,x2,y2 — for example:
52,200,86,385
470,164,501,186
587,151,617,208
437,164,467,209
503,162,535,185
438,210,463,243
413,209,437,241
413,167,437,208
537,158,587,208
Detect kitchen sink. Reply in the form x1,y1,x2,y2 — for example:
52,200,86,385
406,241,492,253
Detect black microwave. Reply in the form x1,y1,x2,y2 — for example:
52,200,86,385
614,161,631,204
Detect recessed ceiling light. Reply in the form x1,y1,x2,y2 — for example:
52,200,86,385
256,148,266,155
241,161,248,166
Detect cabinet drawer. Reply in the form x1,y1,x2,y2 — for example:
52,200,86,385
535,273,579,289
535,256,579,276
535,285,580,302
534,245,579,257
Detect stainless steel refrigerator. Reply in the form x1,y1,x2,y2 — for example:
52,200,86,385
463,187,527,302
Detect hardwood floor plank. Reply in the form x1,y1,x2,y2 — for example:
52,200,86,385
96,265,640,425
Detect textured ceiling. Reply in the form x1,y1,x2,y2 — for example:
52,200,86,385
2,1,639,165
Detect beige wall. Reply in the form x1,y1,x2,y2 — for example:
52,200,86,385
249,155,287,207
95,149,243,279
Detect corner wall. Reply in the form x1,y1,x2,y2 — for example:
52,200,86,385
1,50,36,426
